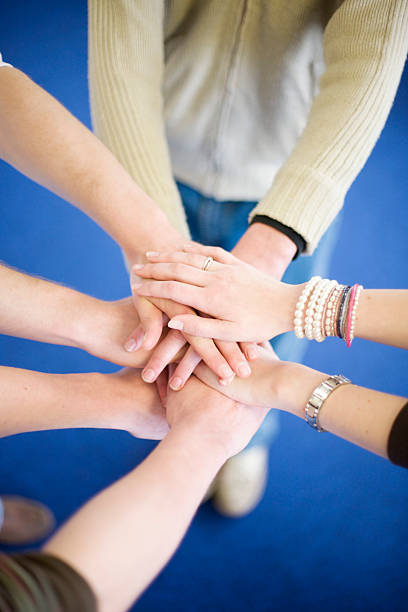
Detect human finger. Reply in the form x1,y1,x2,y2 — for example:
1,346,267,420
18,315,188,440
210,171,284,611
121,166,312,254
141,329,187,383
215,340,251,380
133,261,211,286
123,324,146,353
145,250,222,271
184,334,235,383
135,280,205,312
182,243,238,264
168,346,203,391
240,342,260,361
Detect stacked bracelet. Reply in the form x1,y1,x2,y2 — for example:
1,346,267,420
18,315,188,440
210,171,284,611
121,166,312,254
294,278,363,347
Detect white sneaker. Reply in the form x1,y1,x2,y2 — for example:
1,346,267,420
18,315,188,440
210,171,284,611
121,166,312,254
212,446,269,518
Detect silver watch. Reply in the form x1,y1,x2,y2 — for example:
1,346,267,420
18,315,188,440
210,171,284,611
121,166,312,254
305,374,351,432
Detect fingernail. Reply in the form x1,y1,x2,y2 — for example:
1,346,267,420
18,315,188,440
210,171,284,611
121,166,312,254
168,320,184,330
247,347,259,360
124,339,138,352
169,376,183,390
142,368,156,383
131,281,143,290
220,365,234,379
132,264,144,270
237,362,251,377
219,375,235,386
146,251,159,258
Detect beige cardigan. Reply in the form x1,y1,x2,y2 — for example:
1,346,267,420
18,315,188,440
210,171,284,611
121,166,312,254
88,0,408,253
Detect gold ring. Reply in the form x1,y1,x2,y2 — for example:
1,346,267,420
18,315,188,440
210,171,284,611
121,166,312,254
202,256,214,272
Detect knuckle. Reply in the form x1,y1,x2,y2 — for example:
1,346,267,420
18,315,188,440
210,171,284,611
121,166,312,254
166,281,176,298
173,263,184,276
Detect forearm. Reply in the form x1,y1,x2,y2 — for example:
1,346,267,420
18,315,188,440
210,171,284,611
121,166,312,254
355,290,408,349
0,262,97,345
196,354,406,461
45,426,226,612
0,366,168,440
0,66,181,256
0,368,106,437
274,362,406,459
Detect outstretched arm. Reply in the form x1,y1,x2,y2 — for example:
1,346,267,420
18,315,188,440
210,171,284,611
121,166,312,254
45,379,269,612
0,63,182,258
194,349,408,465
134,246,408,349
0,261,162,367
0,367,168,440
248,0,408,258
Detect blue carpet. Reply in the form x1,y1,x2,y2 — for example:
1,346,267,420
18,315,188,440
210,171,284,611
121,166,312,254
0,2,407,611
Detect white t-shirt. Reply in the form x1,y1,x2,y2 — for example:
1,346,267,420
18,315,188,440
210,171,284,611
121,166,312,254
0,52,11,68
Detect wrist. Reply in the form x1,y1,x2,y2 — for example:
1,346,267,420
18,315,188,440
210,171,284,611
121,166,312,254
232,223,295,279
275,282,305,334
166,423,230,469
66,293,108,351
123,205,185,264
273,362,328,418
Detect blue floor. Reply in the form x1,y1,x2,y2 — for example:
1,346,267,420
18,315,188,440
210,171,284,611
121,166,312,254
0,2,407,611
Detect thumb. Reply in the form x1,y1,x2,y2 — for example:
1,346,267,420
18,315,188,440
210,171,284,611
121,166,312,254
134,294,164,351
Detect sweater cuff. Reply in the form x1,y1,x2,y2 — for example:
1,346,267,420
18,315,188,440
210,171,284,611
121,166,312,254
249,163,345,254
250,215,306,260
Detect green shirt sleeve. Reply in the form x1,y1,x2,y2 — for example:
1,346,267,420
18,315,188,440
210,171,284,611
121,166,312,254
0,552,97,611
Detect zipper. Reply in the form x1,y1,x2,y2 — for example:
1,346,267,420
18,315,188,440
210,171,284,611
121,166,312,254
211,0,249,191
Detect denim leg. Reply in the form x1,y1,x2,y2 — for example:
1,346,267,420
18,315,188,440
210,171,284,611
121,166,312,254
0,497,4,532
177,182,342,447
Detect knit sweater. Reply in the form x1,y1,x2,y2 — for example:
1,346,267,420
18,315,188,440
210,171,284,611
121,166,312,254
89,1,407,253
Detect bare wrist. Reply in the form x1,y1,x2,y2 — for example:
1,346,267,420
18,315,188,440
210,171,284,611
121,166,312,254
68,294,109,351
278,282,305,333
273,362,328,418
232,223,295,279
166,423,230,468
123,208,185,264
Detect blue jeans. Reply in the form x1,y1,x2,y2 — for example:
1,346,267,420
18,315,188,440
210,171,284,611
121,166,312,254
178,181,341,447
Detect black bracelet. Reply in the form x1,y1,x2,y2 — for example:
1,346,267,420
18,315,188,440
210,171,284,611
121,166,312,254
336,286,351,339
340,286,352,339
250,215,306,259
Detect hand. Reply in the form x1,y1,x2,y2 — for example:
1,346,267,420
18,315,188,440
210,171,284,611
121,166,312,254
133,245,303,342
165,376,270,459
73,297,161,367
194,346,328,420
92,368,169,439
124,228,185,353
124,233,254,385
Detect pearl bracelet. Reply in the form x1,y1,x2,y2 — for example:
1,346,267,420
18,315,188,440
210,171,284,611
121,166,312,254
293,277,363,346
293,276,320,339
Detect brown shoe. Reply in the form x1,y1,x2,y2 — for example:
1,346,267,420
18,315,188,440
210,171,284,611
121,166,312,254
0,495,56,545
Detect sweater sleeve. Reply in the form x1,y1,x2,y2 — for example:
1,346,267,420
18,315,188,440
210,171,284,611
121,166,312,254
249,0,408,254
87,0,190,239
